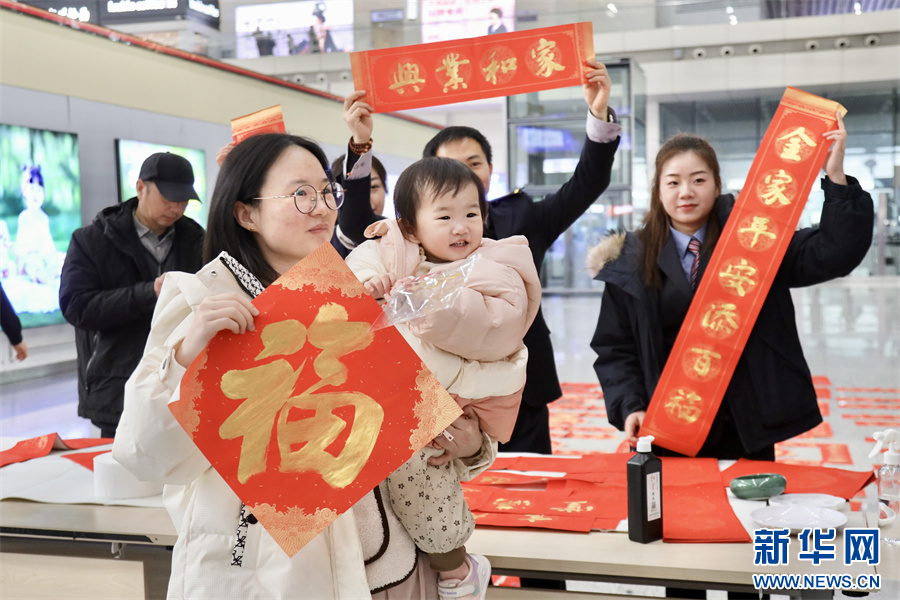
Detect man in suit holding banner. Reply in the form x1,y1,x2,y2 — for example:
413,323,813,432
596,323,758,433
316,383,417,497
338,57,622,456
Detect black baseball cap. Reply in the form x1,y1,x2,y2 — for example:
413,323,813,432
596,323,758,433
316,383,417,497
138,152,200,203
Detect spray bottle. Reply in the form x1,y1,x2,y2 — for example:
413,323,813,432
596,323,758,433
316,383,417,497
627,435,663,543
868,429,900,545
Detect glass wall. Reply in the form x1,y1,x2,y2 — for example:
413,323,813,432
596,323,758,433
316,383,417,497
507,59,645,291
660,87,900,276
506,75,897,292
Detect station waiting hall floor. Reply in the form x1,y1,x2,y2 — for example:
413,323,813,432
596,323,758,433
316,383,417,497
0,276,898,598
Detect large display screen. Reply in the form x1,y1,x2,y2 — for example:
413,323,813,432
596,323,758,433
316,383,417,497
235,0,354,58
115,139,208,228
25,0,101,23
421,0,516,44
0,124,81,328
22,0,220,28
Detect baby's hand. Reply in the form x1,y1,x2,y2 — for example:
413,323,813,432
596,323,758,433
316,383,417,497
392,275,416,292
364,273,396,300
216,142,235,167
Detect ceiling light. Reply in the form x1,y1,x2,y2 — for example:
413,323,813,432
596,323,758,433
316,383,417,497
607,3,618,14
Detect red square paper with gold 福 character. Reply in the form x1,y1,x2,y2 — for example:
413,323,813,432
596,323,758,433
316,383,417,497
169,244,462,557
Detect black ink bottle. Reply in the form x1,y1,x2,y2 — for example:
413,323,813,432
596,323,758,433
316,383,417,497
627,435,662,543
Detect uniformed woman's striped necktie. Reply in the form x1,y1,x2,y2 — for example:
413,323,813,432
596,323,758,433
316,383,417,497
688,238,701,290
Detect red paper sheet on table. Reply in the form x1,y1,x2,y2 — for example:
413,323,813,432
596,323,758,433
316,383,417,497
593,518,623,530
473,488,584,516
0,434,112,468
662,458,749,543
662,456,725,486
231,105,286,144
170,244,462,557
462,485,495,512
641,88,847,456
664,483,750,543
473,511,595,533
468,471,551,486
554,480,628,523
61,449,111,471
493,452,630,474
554,479,627,531
722,459,875,499
351,22,594,113
510,475,628,525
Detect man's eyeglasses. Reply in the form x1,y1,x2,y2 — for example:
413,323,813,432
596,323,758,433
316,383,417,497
253,182,344,214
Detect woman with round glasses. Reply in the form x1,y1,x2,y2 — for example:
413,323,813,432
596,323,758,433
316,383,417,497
113,133,487,599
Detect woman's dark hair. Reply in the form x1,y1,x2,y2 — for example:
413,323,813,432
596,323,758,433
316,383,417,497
203,133,331,287
638,133,722,290
22,165,43,187
330,154,389,194
423,126,493,166
393,157,487,240
490,8,502,18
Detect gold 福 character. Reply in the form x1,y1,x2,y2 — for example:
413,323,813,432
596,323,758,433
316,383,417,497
551,501,593,514
219,304,381,489
494,498,531,511
665,388,703,424
525,515,553,523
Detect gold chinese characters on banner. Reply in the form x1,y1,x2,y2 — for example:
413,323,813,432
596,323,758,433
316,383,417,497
170,244,462,556
231,105,286,144
640,88,847,456
351,22,594,113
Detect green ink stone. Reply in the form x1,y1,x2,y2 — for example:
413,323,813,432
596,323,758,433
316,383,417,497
729,473,787,500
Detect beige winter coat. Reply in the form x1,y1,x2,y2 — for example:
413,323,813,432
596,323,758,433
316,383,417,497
113,252,495,599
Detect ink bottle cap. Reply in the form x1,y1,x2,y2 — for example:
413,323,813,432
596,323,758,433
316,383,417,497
636,435,654,453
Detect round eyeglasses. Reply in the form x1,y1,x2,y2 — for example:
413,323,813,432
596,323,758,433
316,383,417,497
252,182,344,214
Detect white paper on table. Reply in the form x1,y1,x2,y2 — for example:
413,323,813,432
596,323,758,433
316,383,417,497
0,445,163,508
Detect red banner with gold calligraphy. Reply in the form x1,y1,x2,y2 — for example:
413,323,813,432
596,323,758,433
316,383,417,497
351,22,594,113
170,244,462,557
640,87,847,457
231,104,286,144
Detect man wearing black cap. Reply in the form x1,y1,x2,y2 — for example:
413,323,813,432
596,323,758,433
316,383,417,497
60,152,205,438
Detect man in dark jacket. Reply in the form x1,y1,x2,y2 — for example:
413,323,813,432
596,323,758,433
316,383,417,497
60,152,205,438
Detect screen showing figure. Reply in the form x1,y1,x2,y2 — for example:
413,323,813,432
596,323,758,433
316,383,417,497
421,0,516,43
115,139,208,227
235,0,354,58
0,124,82,328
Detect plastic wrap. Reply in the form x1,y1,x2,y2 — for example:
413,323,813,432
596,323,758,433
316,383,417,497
371,254,480,331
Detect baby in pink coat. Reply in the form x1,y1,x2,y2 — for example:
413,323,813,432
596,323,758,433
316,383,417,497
347,157,540,600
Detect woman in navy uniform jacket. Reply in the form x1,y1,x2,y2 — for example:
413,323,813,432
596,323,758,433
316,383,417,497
589,115,873,460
